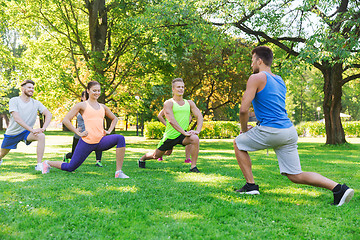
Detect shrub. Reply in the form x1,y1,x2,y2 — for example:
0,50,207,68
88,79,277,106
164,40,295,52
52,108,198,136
295,122,307,136
343,121,360,137
199,121,241,139
144,122,165,139
146,120,360,139
295,121,360,137
145,121,249,139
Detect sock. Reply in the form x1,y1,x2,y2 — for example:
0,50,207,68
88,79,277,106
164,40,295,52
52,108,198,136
332,184,341,192
246,182,255,186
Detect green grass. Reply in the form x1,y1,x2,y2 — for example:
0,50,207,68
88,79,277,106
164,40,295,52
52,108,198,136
0,134,359,239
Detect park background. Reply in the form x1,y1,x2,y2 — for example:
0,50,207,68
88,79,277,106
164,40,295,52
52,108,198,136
0,0,359,239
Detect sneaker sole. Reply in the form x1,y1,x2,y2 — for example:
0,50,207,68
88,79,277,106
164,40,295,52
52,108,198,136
237,190,260,195
115,175,130,179
337,188,354,206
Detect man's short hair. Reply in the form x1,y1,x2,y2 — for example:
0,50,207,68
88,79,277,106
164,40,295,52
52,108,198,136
172,78,184,87
21,80,35,87
251,46,273,66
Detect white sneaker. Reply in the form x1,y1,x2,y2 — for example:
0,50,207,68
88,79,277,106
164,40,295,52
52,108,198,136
115,170,129,178
42,161,51,174
35,163,43,171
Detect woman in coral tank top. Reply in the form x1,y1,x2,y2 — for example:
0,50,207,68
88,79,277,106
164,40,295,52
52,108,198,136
42,81,129,178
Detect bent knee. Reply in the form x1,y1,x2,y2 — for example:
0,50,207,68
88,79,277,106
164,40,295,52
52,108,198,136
189,135,199,143
116,135,126,147
63,164,78,172
286,173,303,184
34,133,46,141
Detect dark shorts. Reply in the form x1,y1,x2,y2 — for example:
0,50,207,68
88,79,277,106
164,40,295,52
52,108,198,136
157,134,186,151
1,130,31,149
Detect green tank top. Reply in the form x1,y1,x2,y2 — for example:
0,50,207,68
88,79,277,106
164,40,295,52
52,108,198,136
164,99,190,139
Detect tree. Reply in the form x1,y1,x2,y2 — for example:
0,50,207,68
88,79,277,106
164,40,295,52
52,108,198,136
205,0,360,144
136,0,252,121
0,2,24,130
7,0,152,126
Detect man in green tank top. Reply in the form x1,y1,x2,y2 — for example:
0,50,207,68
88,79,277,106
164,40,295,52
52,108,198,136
138,78,204,172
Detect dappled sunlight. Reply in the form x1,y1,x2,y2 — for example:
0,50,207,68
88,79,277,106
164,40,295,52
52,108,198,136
326,160,360,165
199,149,234,154
274,196,314,206
203,155,234,161
267,187,322,197
170,211,203,220
29,207,54,216
83,171,104,176
71,189,94,196
211,193,262,205
104,185,138,193
59,194,76,201
0,172,39,182
174,172,236,186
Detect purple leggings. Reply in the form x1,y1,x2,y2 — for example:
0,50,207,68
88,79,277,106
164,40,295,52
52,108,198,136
61,134,125,172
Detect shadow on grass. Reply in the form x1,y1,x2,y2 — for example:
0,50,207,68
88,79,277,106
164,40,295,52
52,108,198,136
1,138,359,239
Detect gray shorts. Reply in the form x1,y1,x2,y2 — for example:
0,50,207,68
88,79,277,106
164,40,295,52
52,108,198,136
235,125,302,175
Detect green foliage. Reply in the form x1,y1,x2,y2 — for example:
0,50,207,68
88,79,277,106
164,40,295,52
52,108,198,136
144,121,166,139
296,121,360,137
199,121,240,139
145,121,259,139
343,121,360,137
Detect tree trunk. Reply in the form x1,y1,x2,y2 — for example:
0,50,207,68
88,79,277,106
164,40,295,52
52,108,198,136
88,0,107,52
321,62,346,144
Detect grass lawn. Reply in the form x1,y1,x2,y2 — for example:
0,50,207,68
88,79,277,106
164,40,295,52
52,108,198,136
0,131,359,239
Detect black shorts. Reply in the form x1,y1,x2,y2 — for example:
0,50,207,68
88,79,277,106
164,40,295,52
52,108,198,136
157,134,186,151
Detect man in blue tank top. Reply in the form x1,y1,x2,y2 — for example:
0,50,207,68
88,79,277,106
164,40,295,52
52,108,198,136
233,46,354,206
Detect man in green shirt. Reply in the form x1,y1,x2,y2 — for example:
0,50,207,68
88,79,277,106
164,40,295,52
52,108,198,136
138,78,204,172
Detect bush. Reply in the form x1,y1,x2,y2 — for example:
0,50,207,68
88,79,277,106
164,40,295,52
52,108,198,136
199,121,241,139
343,121,360,137
144,121,254,139
146,120,360,139
295,121,360,137
144,122,165,139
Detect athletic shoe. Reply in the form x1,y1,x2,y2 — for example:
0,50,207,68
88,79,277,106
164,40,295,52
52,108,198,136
158,157,163,161
95,161,103,167
138,159,146,168
189,166,200,173
42,161,50,174
62,154,68,163
115,170,129,178
0,159,3,166
35,163,43,171
184,158,192,163
333,184,354,206
235,183,260,195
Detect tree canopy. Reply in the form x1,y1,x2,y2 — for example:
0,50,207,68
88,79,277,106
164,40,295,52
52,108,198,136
204,0,360,144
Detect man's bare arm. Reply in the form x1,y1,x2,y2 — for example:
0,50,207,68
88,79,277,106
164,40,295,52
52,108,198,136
164,100,189,136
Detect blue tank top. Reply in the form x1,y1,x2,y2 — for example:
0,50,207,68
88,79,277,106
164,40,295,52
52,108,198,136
252,71,293,128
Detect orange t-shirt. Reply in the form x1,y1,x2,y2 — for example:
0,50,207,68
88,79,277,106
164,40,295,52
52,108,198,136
81,101,105,144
